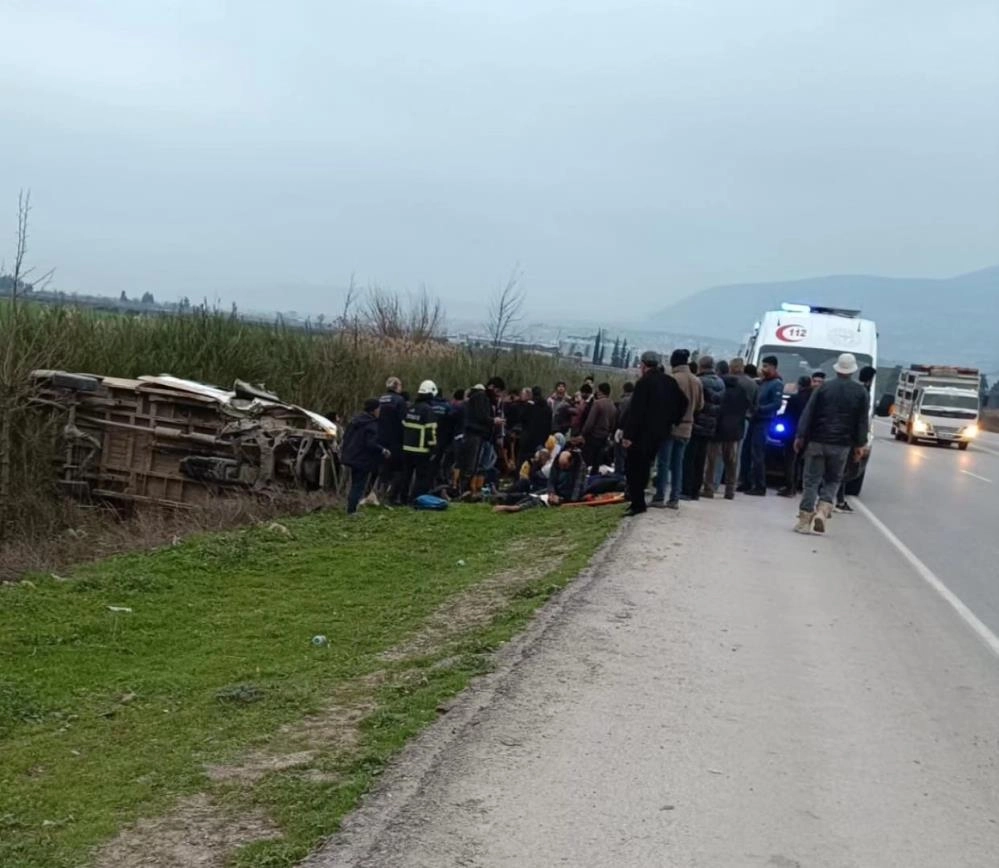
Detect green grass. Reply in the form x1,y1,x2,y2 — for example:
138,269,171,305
0,505,618,867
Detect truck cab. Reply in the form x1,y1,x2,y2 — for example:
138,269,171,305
891,365,980,449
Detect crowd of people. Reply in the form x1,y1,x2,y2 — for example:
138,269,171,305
339,348,873,535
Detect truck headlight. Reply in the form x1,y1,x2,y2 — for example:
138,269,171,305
963,424,978,439
913,417,929,434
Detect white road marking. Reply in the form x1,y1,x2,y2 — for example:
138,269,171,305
960,470,993,483
854,499,999,660
971,443,999,458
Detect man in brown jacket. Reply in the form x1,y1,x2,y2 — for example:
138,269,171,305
581,382,617,472
651,349,704,508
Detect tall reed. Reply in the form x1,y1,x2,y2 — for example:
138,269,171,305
0,304,595,543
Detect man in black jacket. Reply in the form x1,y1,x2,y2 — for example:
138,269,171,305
704,373,750,499
518,386,553,468
376,376,408,504
341,399,391,515
401,381,440,502
793,353,869,534
777,375,813,497
621,351,688,516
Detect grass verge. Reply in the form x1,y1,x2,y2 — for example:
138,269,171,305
0,504,618,867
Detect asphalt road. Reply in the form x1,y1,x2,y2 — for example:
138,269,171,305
862,421,999,635
308,472,999,868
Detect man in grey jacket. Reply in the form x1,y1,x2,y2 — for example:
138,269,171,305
793,353,869,534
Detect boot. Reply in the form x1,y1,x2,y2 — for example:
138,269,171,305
794,510,815,534
724,484,735,500
812,501,833,534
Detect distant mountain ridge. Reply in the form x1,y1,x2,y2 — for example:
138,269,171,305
650,266,999,373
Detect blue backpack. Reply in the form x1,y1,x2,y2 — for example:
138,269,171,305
414,494,449,511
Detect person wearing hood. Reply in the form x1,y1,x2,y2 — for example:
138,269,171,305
341,398,392,515
401,380,440,502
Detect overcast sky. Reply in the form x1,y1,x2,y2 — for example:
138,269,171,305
3,0,998,320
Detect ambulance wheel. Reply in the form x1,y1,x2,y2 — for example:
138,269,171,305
958,442,969,451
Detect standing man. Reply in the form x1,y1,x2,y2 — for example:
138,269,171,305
519,386,553,469
732,358,759,490
704,367,751,499
652,349,703,509
614,382,635,474
685,355,724,499
793,353,869,534
376,376,408,505
341,399,391,515
622,352,688,516
401,381,439,502
581,382,616,473
745,355,783,496
777,375,813,497
548,381,568,409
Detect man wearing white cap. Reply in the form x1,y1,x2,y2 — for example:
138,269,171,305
792,353,869,534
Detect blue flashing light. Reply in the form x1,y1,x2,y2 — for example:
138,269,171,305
774,422,786,434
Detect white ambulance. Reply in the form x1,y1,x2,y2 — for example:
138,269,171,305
742,303,878,494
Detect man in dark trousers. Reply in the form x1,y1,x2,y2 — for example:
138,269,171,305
684,355,724,500
777,375,813,497
341,399,391,515
376,376,408,504
745,355,784,496
581,382,617,473
401,380,440,502
793,353,869,534
621,351,688,516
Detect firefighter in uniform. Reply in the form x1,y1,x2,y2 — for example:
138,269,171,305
401,380,440,502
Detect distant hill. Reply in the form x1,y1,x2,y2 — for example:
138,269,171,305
650,266,999,374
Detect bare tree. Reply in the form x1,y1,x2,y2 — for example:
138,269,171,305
337,273,359,329
485,265,525,364
363,286,405,339
407,284,445,343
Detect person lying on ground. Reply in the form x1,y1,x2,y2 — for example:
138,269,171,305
491,450,552,507
493,448,587,513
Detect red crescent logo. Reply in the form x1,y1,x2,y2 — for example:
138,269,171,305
776,324,807,343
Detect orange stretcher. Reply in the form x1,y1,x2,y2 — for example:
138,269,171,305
562,492,626,508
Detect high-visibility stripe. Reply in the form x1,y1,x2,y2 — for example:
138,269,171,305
402,420,437,454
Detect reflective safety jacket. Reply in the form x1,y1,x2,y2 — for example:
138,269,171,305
402,398,438,455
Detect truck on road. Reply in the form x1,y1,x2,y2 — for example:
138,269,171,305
891,365,980,449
